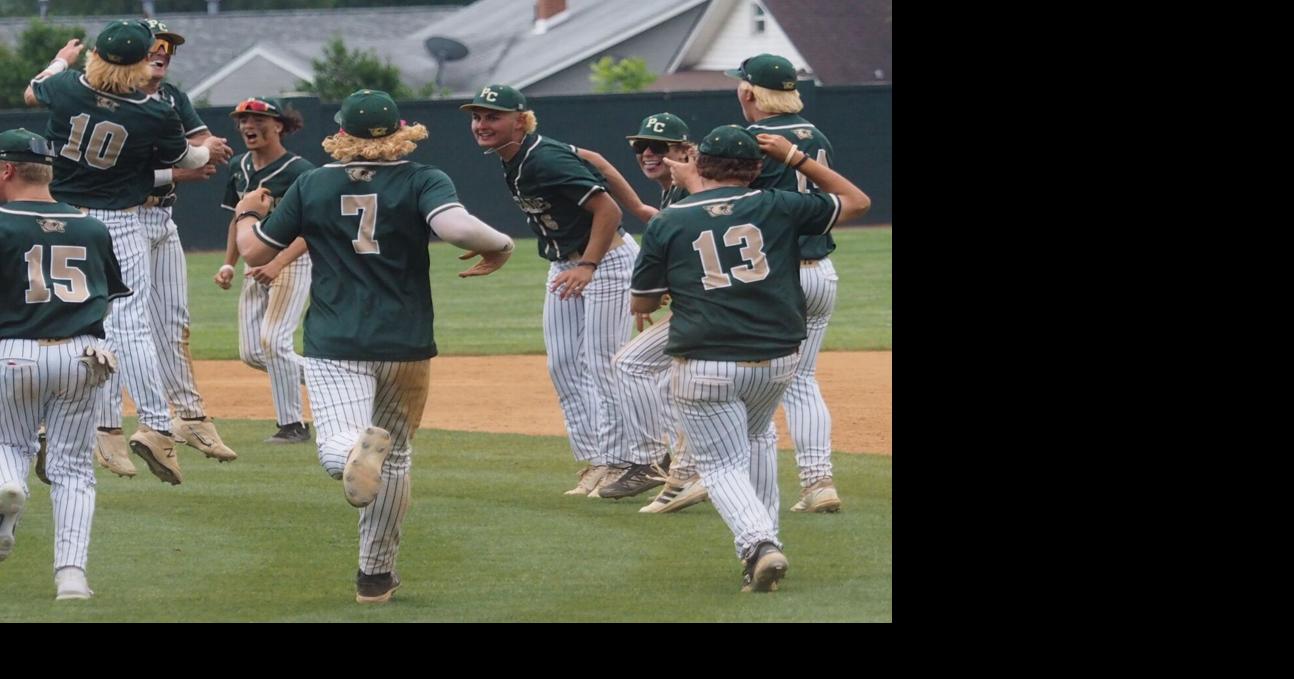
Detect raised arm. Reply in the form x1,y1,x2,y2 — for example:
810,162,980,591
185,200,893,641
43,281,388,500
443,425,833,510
576,147,657,223
25,39,84,107
756,134,871,222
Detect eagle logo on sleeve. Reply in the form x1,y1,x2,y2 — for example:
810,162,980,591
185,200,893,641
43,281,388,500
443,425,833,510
703,203,735,217
794,128,814,140
37,218,67,233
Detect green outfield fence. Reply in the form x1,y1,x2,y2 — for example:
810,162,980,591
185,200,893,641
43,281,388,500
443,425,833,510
0,83,892,250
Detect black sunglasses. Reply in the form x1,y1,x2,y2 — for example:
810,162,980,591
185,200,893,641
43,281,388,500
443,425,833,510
631,139,672,155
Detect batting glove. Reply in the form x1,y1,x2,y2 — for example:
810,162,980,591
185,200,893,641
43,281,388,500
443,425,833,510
78,345,118,388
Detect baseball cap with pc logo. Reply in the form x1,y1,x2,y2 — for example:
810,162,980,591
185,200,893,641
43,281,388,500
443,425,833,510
459,84,527,112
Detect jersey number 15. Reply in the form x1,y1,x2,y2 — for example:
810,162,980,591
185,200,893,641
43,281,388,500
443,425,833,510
24,244,90,304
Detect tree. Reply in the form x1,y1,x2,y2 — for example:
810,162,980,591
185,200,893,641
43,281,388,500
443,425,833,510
296,36,411,103
589,56,656,94
0,20,86,110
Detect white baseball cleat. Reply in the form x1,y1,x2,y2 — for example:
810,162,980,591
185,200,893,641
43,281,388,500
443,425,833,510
55,566,94,600
790,477,841,513
0,481,26,562
343,427,392,508
171,416,238,462
639,473,708,514
94,428,138,478
564,464,608,496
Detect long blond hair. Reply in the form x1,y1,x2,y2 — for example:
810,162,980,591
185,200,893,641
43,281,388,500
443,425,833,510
322,123,429,162
739,81,804,115
520,110,538,134
85,51,149,94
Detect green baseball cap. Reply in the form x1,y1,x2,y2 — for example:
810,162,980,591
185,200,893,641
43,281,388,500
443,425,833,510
0,128,56,165
698,125,762,160
140,18,185,46
95,19,152,65
460,84,527,112
334,89,402,139
724,53,798,91
625,112,689,143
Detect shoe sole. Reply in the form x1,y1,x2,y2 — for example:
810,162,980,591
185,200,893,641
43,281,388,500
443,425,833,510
56,592,93,601
792,493,842,513
344,427,392,508
128,440,181,485
356,582,400,604
743,552,789,593
0,484,25,561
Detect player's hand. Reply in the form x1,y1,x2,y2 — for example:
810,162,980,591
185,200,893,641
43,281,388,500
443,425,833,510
235,187,273,218
78,345,117,388
204,136,234,164
756,134,796,164
662,157,703,195
634,311,655,333
173,164,217,182
457,241,513,278
213,265,234,289
246,259,283,285
550,264,595,300
56,39,85,65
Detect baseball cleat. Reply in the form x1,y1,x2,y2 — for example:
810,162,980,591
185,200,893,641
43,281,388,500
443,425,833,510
588,464,628,498
343,427,392,508
55,566,93,600
129,425,183,485
94,428,138,478
355,569,400,604
35,426,50,486
172,416,238,462
264,421,311,445
639,474,708,514
790,478,841,513
741,542,788,593
563,464,608,496
592,462,667,499
0,481,26,562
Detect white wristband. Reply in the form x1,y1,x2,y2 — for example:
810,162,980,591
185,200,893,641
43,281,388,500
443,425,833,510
153,169,174,187
219,264,235,274
783,144,798,165
45,58,68,75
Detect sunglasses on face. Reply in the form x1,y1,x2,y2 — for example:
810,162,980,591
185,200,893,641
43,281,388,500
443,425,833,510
631,140,673,155
150,38,177,56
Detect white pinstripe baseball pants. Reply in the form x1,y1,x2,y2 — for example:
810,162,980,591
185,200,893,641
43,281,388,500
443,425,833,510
99,206,207,425
238,257,310,426
612,313,686,467
304,357,429,575
89,208,171,432
670,354,798,560
1,337,102,572
767,257,839,486
544,239,637,465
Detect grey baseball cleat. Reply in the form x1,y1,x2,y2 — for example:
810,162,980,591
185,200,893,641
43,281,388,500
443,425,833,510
741,542,788,593
592,462,667,499
264,421,311,445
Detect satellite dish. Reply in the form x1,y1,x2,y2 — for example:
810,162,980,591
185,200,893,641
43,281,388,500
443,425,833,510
424,37,469,90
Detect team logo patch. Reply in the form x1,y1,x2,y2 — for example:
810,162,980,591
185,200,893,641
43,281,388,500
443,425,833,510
346,167,376,182
368,127,387,137
95,95,119,112
782,80,796,90
37,218,67,233
514,196,553,214
794,128,813,140
704,203,735,217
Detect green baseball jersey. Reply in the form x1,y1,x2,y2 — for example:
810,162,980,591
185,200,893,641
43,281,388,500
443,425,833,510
503,134,612,261
221,151,316,212
31,71,190,210
150,82,209,200
0,201,130,340
631,186,841,361
254,160,462,361
660,184,688,210
747,114,837,260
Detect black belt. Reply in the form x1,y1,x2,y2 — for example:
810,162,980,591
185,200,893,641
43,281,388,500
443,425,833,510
142,194,177,209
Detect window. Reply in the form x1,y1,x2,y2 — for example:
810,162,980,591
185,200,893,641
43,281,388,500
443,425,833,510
752,3,766,34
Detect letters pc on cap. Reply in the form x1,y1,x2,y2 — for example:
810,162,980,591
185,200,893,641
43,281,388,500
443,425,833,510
459,84,527,112
626,113,689,144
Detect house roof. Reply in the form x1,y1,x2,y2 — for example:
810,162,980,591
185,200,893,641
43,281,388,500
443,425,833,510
0,6,458,95
761,0,892,84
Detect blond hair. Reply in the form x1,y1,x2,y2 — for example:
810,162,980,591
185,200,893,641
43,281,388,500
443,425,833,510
322,123,429,162
13,161,54,184
85,51,149,94
520,110,538,134
739,81,804,115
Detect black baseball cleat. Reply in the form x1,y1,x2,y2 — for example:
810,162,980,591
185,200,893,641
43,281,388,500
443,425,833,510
264,422,311,445
356,569,400,604
591,462,668,499
741,542,788,593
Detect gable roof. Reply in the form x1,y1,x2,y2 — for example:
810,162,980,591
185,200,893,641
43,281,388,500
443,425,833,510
761,0,892,83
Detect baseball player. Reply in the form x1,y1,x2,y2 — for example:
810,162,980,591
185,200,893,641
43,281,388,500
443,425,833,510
90,18,237,471
574,113,707,508
731,53,842,513
630,125,870,592
232,90,514,604
0,127,128,600
462,84,639,497
23,21,233,486
214,96,315,445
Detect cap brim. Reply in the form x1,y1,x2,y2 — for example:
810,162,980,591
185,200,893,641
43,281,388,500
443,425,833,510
723,68,746,79
626,134,686,143
156,31,185,45
459,103,520,112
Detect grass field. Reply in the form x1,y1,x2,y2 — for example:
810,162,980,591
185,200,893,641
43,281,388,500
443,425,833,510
186,226,893,358
1,227,892,622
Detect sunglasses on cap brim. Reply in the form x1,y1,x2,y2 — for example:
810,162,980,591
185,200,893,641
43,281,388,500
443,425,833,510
233,99,280,116
630,139,676,155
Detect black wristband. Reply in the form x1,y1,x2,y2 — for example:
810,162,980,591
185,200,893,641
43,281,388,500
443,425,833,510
577,259,599,269
235,210,264,223
792,153,811,171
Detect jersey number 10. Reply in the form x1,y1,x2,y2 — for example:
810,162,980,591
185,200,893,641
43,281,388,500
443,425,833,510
60,114,128,170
